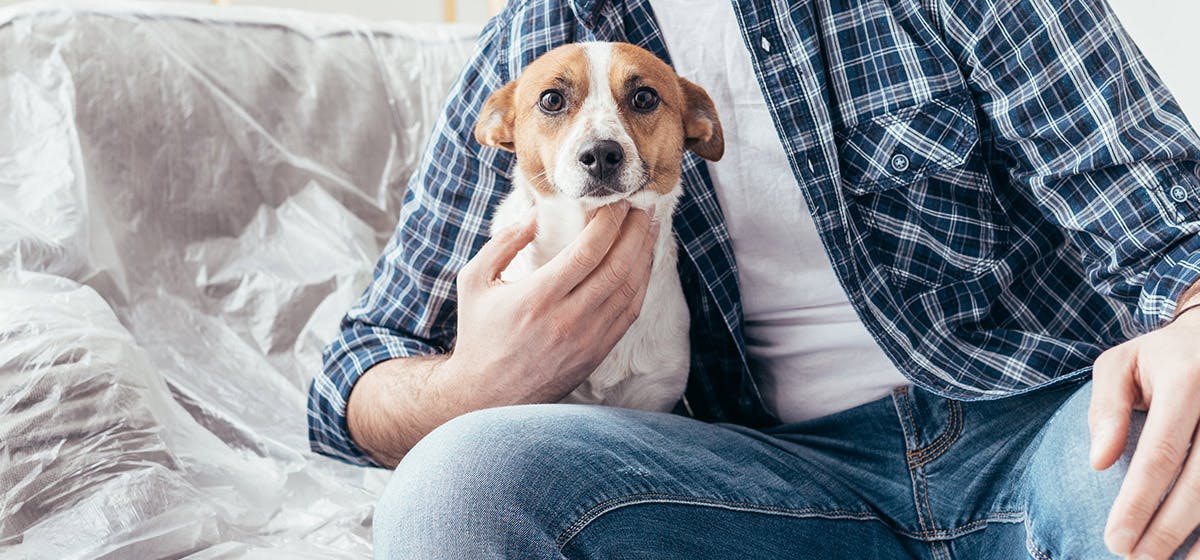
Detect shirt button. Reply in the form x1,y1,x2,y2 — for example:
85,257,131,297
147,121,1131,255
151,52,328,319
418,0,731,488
890,153,910,172
1169,184,1190,203
759,36,771,52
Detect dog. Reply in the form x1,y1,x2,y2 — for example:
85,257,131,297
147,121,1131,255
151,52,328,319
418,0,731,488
472,41,724,412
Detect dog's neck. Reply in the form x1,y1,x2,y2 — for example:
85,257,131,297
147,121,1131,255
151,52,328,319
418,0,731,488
512,166,681,269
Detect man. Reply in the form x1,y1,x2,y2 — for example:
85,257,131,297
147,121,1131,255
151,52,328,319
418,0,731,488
308,0,1200,557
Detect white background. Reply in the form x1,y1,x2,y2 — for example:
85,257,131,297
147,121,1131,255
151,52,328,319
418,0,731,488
1108,0,1200,126
1,0,1197,123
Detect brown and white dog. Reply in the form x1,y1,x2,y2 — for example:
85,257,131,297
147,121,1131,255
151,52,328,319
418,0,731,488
473,42,724,412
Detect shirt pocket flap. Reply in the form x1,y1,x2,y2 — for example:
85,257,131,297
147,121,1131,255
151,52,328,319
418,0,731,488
836,90,980,195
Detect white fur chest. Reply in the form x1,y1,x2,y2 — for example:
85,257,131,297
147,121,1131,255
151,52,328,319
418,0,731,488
489,180,691,413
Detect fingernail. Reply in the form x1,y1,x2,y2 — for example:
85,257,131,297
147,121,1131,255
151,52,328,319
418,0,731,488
1088,437,1102,467
1131,553,1153,560
1106,527,1137,554
1090,421,1117,466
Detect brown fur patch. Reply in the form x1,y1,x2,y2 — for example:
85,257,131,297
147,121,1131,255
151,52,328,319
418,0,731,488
508,45,590,196
679,77,724,161
607,43,689,194
475,45,592,196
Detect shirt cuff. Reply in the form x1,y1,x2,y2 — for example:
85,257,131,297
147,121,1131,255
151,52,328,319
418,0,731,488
307,322,442,467
1138,235,1200,331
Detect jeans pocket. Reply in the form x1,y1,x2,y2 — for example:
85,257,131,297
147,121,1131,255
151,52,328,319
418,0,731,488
892,386,964,467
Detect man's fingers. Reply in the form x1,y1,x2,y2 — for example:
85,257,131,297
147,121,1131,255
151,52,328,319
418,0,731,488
596,220,659,344
1129,427,1200,560
1106,387,1200,555
533,201,631,295
570,206,654,305
462,209,538,288
1089,346,1137,471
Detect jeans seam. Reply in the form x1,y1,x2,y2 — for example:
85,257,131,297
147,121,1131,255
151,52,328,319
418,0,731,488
911,516,1023,539
909,400,963,468
1026,536,1053,560
1025,518,1054,560
894,388,935,536
554,493,883,550
932,540,951,560
919,464,943,549
555,492,1026,550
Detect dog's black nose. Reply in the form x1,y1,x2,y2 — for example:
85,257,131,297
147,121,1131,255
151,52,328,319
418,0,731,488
577,140,624,180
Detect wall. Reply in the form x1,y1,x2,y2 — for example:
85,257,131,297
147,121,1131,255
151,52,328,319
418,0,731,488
0,0,493,22
0,0,1196,121
1108,0,1200,125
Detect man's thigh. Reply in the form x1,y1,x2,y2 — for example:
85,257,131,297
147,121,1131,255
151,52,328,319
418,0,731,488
372,402,925,559
375,378,1164,560
1024,381,1200,559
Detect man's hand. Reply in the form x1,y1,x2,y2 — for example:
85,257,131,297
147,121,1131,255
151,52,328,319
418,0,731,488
449,200,659,404
1090,296,1200,559
346,201,659,467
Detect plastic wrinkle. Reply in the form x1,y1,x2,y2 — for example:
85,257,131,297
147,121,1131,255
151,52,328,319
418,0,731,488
0,2,477,557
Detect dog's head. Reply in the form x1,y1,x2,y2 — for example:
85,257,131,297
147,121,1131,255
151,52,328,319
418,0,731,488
474,42,723,207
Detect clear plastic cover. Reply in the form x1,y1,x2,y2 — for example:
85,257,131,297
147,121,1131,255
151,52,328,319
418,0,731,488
0,2,477,557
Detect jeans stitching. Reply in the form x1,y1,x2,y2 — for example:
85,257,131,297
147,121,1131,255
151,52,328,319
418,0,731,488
895,388,934,536
910,515,1024,540
909,400,964,467
892,388,936,542
1025,518,1054,560
933,540,951,560
921,465,941,535
554,493,883,550
916,401,966,558
1026,536,1053,560
554,492,1026,550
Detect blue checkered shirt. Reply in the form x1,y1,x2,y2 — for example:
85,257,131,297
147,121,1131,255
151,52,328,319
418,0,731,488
309,0,1200,466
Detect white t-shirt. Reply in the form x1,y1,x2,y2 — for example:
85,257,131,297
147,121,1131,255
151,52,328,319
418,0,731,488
650,0,909,423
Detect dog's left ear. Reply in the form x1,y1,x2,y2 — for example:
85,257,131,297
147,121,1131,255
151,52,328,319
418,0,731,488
679,77,724,162
474,81,517,151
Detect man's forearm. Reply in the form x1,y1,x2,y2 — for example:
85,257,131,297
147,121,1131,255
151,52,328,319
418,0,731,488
1176,280,1200,314
346,355,476,469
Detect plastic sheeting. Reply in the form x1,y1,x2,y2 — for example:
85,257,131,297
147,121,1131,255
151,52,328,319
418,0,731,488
0,2,478,557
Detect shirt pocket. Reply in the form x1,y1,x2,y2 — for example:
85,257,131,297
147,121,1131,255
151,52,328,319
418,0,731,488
835,90,1010,290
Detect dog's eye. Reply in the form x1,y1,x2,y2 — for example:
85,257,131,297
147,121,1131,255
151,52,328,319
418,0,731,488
631,87,659,112
539,90,565,114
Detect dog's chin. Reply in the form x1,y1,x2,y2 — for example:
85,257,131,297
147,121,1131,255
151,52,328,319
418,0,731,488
573,183,668,211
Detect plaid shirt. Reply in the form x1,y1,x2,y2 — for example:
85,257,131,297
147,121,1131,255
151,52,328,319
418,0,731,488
309,0,1200,466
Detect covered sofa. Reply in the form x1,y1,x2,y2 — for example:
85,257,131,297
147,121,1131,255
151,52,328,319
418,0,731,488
0,2,477,557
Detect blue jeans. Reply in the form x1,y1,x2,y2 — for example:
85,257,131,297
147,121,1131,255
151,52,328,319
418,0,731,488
374,380,1199,558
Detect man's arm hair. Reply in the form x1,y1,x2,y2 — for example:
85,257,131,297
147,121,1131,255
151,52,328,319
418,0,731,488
346,355,458,468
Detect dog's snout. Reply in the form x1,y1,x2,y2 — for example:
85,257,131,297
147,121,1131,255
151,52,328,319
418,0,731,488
577,140,624,180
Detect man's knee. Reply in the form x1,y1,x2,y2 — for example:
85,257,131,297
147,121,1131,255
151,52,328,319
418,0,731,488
1024,381,1145,557
373,404,619,558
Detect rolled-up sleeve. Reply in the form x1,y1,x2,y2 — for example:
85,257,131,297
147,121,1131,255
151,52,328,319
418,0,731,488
939,0,1200,331
307,16,516,466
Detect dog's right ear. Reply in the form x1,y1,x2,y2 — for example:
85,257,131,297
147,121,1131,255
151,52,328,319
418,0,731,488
474,81,518,151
